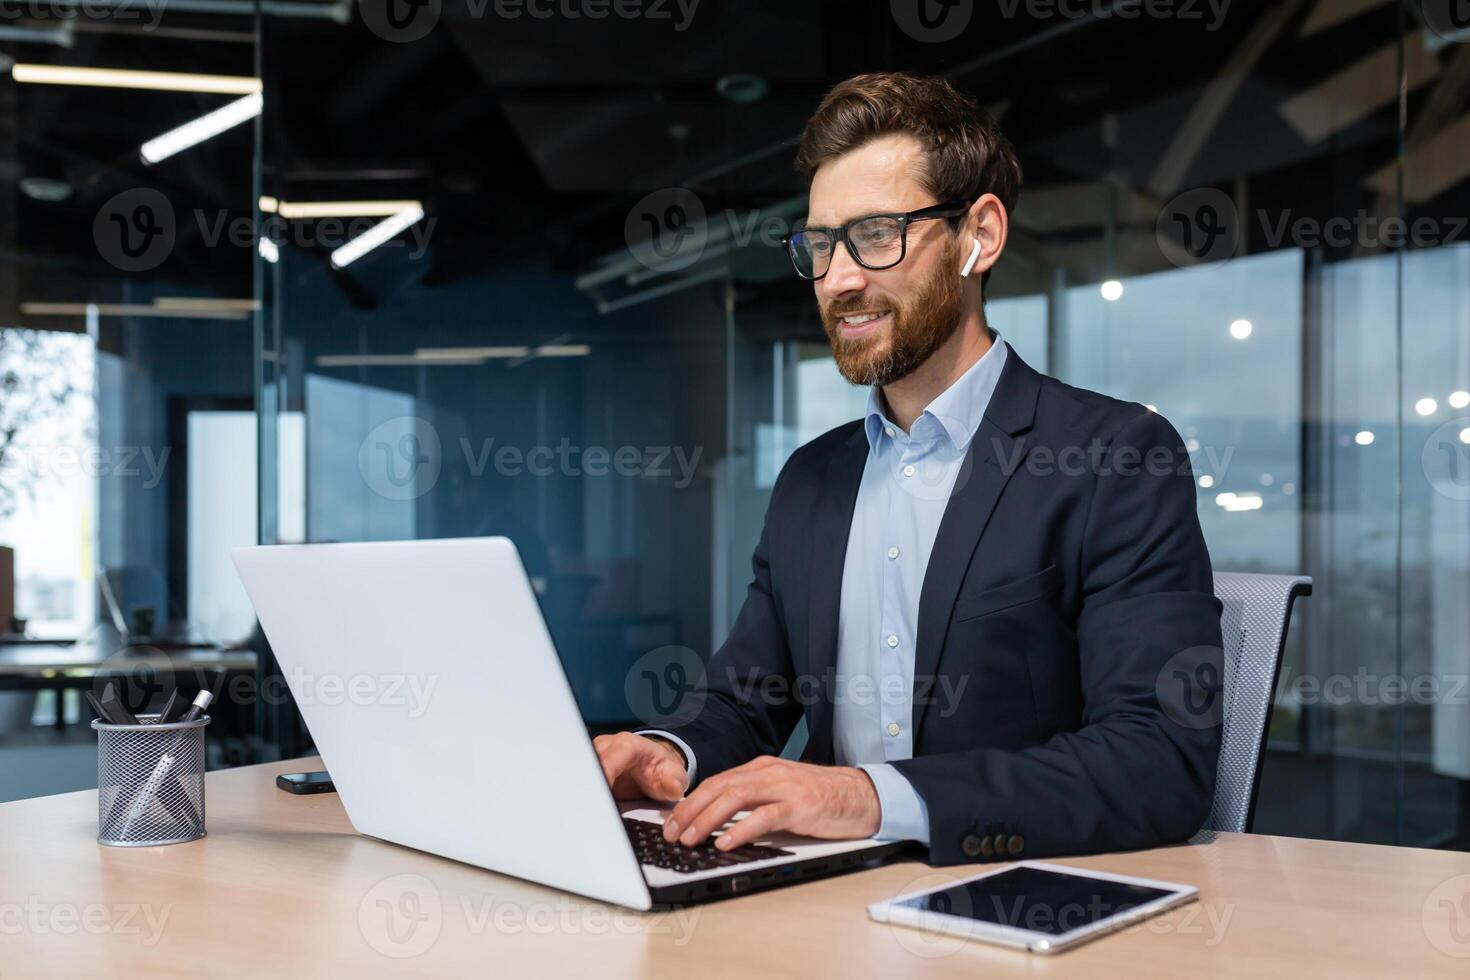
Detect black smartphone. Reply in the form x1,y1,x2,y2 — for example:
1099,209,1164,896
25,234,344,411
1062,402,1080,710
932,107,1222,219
275,771,336,795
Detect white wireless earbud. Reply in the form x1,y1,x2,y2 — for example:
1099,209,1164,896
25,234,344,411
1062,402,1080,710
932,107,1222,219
959,238,982,278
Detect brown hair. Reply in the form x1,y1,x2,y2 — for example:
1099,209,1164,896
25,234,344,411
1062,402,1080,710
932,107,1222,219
796,72,1022,287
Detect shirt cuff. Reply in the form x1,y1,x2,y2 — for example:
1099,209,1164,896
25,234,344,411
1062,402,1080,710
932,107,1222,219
858,763,930,845
633,730,697,788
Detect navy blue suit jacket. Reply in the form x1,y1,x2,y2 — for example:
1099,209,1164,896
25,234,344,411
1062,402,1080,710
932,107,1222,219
664,347,1224,865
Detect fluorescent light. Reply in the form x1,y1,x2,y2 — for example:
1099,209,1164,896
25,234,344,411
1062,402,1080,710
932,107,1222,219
21,301,248,320
11,64,261,95
259,195,279,214
330,204,425,268
1229,318,1253,339
413,344,593,361
415,346,531,360
259,238,279,263
1198,475,1215,488
154,297,258,311
275,199,422,219
1215,491,1263,512
1450,390,1470,409
314,353,483,368
1415,397,1438,417
1354,430,1375,446
1100,279,1123,301
141,92,262,164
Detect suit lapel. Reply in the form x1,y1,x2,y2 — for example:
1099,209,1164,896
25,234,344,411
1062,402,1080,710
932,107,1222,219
801,424,868,765
911,349,1041,737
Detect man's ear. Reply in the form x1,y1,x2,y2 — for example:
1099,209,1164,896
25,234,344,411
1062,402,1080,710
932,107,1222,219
962,193,1008,282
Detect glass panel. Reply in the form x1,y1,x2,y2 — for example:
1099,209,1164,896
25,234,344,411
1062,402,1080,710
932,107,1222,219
0,4,258,799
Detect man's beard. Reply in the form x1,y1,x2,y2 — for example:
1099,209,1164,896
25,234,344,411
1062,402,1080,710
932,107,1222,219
821,238,965,388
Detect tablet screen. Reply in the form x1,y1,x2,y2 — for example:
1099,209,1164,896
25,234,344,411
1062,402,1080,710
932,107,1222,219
894,866,1176,936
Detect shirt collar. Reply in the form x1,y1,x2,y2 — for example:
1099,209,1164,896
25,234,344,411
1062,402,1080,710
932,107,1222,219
863,332,1009,454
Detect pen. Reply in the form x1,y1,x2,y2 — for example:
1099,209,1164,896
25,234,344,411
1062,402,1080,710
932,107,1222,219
116,690,214,840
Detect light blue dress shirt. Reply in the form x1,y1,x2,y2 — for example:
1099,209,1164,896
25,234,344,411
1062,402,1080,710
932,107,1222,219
840,337,1008,845
646,335,1009,846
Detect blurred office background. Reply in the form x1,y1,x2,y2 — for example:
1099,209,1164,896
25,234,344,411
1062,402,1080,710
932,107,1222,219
0,0,1467,851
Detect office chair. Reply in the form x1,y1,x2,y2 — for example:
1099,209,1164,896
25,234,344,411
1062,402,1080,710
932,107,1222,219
1198,571,1313,836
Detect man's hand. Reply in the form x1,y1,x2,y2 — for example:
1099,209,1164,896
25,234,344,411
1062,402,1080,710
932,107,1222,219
663,756,880,851
593,732,688,802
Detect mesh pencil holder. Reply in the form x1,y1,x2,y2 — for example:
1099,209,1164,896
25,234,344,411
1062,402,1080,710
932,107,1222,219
93,713,210,847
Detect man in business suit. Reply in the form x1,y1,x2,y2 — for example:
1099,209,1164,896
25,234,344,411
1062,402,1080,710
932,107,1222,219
594,72,1224,866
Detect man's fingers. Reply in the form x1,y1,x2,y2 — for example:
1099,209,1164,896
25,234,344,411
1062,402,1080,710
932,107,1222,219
666,773,730,840
715,802,787,851
633,752,684,802
677,789,751,847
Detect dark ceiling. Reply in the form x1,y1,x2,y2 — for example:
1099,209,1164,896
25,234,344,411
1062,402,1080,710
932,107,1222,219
1,0,1465,329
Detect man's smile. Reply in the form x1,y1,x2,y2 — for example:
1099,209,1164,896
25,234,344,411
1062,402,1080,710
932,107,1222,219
837,310,892,338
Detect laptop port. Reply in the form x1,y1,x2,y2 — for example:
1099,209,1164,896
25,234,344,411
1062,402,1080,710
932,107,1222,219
731,875,752,892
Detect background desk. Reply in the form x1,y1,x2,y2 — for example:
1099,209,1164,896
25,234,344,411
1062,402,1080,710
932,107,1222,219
2,758,1468,977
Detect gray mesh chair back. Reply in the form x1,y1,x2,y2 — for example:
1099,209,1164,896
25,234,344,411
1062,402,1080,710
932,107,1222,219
1202,572,1312,834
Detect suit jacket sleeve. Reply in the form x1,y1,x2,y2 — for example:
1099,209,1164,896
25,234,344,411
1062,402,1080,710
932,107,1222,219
658,461,803,783
892,409,1224,865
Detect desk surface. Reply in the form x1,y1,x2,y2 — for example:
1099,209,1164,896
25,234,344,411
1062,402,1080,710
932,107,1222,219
3,758,1468,978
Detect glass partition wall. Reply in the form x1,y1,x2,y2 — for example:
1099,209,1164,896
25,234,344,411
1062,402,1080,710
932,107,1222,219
245,2,1470,848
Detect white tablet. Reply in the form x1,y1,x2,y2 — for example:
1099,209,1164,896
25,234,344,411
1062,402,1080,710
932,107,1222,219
868,861,1199,954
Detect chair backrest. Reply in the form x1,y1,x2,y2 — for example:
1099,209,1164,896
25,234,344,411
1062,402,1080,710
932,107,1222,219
1201,571,1312,834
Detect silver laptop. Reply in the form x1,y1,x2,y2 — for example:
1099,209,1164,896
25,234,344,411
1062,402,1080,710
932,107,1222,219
231,537,901,909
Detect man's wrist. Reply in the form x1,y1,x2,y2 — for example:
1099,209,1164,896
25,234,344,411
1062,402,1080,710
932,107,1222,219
851,766,883,837
642,734,689,771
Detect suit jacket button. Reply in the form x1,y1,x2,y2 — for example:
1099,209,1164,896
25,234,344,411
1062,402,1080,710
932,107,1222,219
960,834,983,858
1007,834,1025,855
979,835,995,858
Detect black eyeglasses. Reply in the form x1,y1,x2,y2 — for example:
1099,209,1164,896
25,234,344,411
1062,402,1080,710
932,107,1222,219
781,200,972,280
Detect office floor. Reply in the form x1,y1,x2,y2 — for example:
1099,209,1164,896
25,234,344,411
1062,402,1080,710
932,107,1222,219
0,691,97,802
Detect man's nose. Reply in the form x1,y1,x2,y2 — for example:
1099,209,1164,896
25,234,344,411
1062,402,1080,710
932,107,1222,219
819,241,867,300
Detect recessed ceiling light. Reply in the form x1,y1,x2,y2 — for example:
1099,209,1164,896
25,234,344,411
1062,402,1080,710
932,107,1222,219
1415,397,1438,417
715,73,768,104
1100,279,1123,301
1450,390,1470,409
1354,430,1375,446
19,177,71,202
1229,318,1252,339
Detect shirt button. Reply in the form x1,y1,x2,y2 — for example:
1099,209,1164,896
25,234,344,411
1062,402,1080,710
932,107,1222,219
884,426,895,438
887,722,901,737
902,464,916,477
886,634,898,648
886,546,899,560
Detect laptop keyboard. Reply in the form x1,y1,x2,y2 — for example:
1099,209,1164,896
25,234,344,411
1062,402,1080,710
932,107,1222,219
623,817,794,874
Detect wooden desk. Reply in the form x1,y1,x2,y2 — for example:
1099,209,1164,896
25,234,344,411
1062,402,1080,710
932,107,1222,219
2,758,1468,977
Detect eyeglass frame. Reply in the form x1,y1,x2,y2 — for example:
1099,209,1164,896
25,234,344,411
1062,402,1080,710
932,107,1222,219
780,199,974,281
